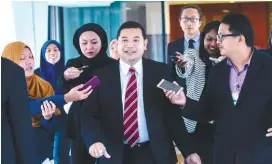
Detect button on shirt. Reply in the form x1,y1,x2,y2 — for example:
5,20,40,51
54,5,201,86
119,59,149,143
227,52,253,105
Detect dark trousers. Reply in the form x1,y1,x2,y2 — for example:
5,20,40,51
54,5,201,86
122,142,157,164
70,140,96,164
189,123,215,164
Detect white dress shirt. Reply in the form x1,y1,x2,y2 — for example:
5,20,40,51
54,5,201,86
119,59,149,143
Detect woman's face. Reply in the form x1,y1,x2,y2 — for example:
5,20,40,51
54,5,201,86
45,43,61,64
19,47,35,77
79,31,102,58
204,29,219,56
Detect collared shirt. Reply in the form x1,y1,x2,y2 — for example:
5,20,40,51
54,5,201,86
184,34,200,50
227,50,253,104
119,59,149,143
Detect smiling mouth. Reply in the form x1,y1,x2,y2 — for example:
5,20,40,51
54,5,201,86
124,51,136,53
25,67,33,71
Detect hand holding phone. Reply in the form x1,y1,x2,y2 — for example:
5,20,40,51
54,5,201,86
79,76,100,91
157,79,183,93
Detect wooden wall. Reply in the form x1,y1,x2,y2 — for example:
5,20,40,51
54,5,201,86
169,2,269,48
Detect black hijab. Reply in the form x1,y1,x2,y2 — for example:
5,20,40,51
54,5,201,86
73,23,109,70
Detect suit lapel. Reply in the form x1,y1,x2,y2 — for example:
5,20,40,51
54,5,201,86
180,37,185,54
142,59,153,117
107,61,123,119
236,51,264,106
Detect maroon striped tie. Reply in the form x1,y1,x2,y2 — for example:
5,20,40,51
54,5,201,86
123,67,139,147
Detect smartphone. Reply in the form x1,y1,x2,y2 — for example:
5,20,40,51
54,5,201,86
170,55,178,62
78,65,89,70
157,79,183,93
79,76,100,91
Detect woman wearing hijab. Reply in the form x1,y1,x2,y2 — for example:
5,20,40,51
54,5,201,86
2,41,92,163
35,40,65,94
35,40,69,164
62,23,116,164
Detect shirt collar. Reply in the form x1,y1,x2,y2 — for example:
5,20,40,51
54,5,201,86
227,49,254,71
184,34,200,43
119,58,143,76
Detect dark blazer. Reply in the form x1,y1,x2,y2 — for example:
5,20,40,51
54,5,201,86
167,37,185,86
260,48,272,56
81,58,195,164
63,56,115,164
1,57,37,164
168,37,215,164
182,49,272,164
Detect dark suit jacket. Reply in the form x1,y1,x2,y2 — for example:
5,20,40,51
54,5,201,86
81,58,195,164
182,50,272,164
63,56,115,164
1,57,37,164
167,37,185,87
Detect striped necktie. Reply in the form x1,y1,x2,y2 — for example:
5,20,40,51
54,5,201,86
123,67,139,147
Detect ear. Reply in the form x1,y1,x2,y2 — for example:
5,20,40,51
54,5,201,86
179,18,182,27
144,39,148,50
238,35,245,46
199,20,202,28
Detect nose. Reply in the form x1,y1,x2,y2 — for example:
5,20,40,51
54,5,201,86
26,58,32,65
126,41,134,48
210,40,217,47
50,52,56,57
216,39,221,45
86,43,94,50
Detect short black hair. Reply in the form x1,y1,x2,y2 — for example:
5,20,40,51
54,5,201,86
180,5,202,21
221,13,254,47
116,21,146,39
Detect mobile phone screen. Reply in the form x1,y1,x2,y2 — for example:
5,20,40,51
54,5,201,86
157,79,182,93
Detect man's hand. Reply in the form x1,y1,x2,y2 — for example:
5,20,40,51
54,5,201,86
64,84,93,103
164,81,186,106
266,128,272,137
41,100,56,120
175,52,187,68
185,153,202,164
89,142,111,159
64,67,83,80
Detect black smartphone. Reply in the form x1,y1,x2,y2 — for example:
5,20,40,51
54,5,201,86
170,55,178,62
78,65,89,70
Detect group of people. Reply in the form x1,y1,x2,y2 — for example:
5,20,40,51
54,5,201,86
1,4,272,164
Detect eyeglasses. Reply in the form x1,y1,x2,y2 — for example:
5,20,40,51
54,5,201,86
180,17,200,23
216,33,240,41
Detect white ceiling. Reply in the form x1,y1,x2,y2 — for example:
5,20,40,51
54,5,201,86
47,1,115,7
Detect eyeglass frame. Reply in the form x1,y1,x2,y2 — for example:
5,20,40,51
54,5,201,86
216,33,241,42
180,17,200,23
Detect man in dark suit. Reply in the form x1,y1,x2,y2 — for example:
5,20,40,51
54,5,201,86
167,5,215,163
1,57,37,164
80,21,201,164
167,5,202,85
165,13,272,164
